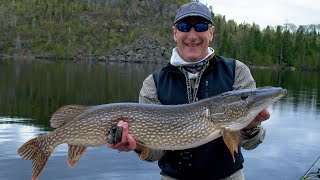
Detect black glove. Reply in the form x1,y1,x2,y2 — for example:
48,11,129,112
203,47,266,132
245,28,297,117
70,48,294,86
106,124,123,144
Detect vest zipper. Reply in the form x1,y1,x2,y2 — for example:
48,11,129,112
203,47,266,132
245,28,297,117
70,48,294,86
205,80,209,98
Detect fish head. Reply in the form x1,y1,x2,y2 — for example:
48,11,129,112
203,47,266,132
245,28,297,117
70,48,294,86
205,87,287,130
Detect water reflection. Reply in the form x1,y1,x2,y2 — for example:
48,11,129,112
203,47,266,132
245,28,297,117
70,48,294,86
242,88,320,180
0,117,160,180
0,60,162,129
0,117,45,158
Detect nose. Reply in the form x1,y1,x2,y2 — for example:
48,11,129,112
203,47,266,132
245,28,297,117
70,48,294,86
186,27,198,39
188,27,197,34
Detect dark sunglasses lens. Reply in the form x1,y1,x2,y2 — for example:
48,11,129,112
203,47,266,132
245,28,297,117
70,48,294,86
194,23,209,32
177,23,209,32
177,23,191,32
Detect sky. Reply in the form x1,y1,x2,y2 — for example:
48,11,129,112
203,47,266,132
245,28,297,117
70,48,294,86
200,0,320,29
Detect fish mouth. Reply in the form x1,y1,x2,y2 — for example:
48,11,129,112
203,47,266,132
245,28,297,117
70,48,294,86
224,87,287,114
248,87,287,115
255,87,287,102
233,87,287,130
222,87,287,101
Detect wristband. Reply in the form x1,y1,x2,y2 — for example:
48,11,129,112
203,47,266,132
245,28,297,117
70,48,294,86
241,125,261,137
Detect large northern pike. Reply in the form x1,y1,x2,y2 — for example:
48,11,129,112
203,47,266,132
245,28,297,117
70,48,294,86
18,87,287,180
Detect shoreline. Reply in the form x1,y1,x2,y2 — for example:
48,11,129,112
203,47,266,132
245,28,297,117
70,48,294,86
0,53,304,71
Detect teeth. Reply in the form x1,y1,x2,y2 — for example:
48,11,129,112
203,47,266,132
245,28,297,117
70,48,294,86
187,44,198,47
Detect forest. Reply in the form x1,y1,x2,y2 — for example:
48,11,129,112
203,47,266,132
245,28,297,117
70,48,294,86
0,0,319,70
213,16,320,70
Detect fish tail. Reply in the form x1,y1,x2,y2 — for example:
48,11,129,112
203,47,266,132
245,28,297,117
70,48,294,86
18,136,53,180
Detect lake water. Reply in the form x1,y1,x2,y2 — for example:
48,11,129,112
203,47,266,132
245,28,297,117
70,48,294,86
0,59,319,180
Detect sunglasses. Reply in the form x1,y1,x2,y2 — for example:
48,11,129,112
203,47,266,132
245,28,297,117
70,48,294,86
175,22,210,32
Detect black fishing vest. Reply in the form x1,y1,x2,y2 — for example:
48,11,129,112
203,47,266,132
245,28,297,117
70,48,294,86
152,55,244,180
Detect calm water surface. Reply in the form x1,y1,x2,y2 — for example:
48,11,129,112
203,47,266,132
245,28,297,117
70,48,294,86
0,59,319,180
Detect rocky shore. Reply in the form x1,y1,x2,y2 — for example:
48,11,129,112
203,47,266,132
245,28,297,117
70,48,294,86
96,35,172,64
0,36,297,71
0,35,173,65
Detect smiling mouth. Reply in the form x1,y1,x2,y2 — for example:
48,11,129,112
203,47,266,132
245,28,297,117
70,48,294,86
186,43,200,47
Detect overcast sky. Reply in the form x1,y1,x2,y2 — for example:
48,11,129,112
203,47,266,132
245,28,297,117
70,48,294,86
200,0,320,29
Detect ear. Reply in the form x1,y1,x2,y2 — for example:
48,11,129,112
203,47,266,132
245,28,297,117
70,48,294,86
172,26,178,42
209,26,214,42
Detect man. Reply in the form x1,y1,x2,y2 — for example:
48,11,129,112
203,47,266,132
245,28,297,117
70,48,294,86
107,2,270,180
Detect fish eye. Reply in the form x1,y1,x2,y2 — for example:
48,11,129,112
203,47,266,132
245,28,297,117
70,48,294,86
241,95,248,100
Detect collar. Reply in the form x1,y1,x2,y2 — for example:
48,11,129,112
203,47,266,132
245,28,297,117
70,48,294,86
170,47,215,67
163,54,221,76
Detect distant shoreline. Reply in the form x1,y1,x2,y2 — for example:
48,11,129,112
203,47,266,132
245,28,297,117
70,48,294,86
1,53,301,72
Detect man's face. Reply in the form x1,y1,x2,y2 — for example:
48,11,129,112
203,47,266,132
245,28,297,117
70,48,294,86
173,16,214,62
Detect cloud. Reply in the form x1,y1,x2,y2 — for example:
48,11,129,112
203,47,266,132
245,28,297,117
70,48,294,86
200,0,320,29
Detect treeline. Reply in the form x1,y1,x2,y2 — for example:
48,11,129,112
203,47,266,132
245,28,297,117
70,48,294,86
0,0,188,58
0,0,319,70
213,16,320,70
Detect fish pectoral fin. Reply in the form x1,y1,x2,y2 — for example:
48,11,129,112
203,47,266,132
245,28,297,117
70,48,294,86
67,144,88,168
50,105,91,128
139,146,150,160
222,131,239,163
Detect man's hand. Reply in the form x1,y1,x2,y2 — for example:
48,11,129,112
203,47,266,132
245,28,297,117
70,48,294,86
243,108,270,129
106,121,142,152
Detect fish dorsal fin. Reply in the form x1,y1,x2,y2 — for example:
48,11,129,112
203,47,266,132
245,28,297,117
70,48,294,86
50,105,91,128
67,144,87,168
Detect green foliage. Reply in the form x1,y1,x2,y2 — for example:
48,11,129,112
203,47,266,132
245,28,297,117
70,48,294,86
213,15,320,70
0,0,190,58
0,0,319,70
